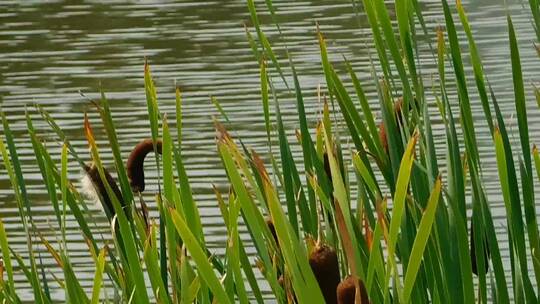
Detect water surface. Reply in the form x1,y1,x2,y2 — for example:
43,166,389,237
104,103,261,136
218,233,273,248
0,0,539,301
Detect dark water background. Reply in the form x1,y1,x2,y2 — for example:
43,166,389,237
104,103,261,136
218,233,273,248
0,0,539,301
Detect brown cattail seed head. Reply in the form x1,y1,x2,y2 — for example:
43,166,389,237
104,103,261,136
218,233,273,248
83,164,124,220
337,276,370,304
309,244,340,304
266,217,278,246
127,139,163,193
378,122,388,153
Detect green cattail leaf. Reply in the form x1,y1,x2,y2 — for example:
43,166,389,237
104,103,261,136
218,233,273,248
90,248,106,304
143,223,172,304
0,219,16,301
403,177,442,302
246,0,289,89
169,209,231,304
261,172,325,304
217,139,282,298
388,133,417,251
62,252,89,304
260,60,271,147
34,105,85,168
98,92,135,206
0,119,48,304
84,116,150,304
176,87,183,146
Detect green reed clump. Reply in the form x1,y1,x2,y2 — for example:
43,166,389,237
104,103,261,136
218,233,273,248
1,0,540,303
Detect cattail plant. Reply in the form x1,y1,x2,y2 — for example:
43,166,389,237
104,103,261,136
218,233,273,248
309,243,341,304
0,0,538,303
336,276,370,304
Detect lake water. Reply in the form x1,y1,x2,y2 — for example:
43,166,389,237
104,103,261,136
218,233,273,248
0,0,539,302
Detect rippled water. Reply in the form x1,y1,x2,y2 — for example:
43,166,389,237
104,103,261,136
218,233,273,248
0,0,539,302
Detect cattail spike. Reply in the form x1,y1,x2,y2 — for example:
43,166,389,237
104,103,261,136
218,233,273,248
337,276,370,304
83,164,124,221
309,244,340,304
127,138,163,193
